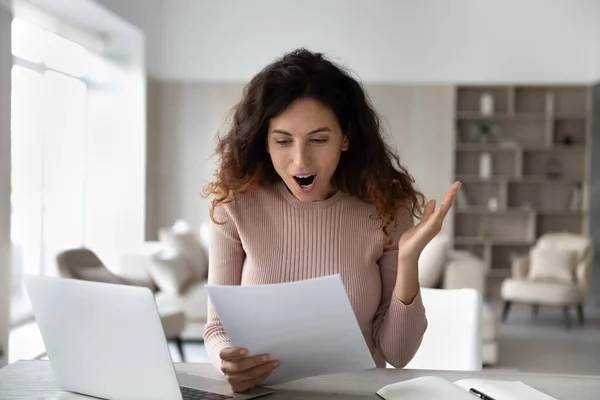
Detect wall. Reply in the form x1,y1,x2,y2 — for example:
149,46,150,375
98,0,600,83
147,81,454,238
0,3,12,368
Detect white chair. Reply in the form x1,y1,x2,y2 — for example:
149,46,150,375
403,288,483,371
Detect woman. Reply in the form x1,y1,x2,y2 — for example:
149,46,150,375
203,48,460,393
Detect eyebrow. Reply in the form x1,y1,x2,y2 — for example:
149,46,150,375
272,127,331,136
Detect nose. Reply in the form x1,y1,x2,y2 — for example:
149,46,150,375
292,142,312,169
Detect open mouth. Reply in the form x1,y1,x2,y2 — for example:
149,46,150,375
293,174,316,188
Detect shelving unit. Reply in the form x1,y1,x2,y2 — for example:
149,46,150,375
453,85,592,299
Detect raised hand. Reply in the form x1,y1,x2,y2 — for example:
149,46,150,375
397,181,461,264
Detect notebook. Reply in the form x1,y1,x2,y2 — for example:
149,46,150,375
376,376,558,400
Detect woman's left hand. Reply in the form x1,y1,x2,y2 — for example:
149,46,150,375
397,181,462,265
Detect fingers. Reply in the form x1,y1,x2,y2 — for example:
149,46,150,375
219,347,248,362
225,359,279,392
422,181,461,236
221,353,270,375
436,181,461,219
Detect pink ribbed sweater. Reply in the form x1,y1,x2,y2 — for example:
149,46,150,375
203,181,427,370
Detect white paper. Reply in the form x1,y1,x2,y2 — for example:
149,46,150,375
205,274,376,385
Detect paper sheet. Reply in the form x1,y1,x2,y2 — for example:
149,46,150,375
205,274,376,385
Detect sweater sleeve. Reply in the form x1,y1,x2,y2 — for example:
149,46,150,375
203,204,246,371
371,206,427,368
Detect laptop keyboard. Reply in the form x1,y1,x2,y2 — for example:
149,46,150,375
180,385,234,399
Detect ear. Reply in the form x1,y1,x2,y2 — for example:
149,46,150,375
342,136,349,151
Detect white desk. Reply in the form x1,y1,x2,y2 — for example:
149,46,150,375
2,360,599,399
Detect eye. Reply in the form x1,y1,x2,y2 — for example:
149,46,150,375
275,139,291,145
311,138,328,144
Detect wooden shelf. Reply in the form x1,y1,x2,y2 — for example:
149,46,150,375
453,84,592,299
456,175,508,183
456,112,547,121
554,113,587,120
454,236,534,246
455,207,531,215
512,176,583,184
456,143,585,152
457,175,582,184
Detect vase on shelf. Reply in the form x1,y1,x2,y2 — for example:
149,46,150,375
569,184,582,211
479,152,492,180
479,92,494,116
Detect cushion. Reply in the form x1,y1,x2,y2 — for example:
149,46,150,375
159,220,209,279
528,245,577,283
418,234,448,288
148,250,194,296
501,278,582,305
537,234,589,262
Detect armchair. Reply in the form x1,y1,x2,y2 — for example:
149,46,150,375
500,232,593,329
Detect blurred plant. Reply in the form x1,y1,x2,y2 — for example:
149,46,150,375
470,121,501,143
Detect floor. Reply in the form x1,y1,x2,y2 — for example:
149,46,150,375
487,300,600,376
12,301,600,376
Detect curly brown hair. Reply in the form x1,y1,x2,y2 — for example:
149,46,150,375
204,48,425,239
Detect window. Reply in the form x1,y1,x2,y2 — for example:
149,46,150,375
10,17,90,325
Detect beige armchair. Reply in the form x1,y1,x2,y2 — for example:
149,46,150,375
500,232,593,329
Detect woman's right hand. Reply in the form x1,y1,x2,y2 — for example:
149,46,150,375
219,347,280,393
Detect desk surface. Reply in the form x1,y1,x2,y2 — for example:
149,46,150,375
2,360,599,399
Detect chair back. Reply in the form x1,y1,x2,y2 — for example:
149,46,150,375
536,232,591,261
56,248,122,284
536,232,593,292
403,288,482,371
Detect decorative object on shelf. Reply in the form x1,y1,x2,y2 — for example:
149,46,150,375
559,133,574,146
456,187,470,210
469,121,501,143
479,92,494,116
478,151,492,180
569,183,582,211
544,156,563,180
487,197,499,211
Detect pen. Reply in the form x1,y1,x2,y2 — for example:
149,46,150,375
469,388,496,400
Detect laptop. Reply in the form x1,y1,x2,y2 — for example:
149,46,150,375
23,274,275,400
